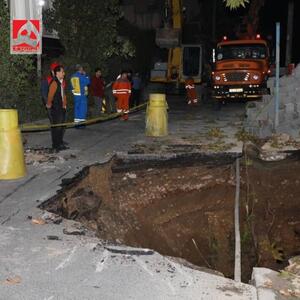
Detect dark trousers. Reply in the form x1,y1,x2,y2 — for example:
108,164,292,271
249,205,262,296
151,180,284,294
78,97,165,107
50,107,65,149
132,89,140,107
104,90,116,114
43,97,53,123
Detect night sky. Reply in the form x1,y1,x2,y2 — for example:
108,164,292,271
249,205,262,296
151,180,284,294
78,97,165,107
216,0,299,64
260,0,300,64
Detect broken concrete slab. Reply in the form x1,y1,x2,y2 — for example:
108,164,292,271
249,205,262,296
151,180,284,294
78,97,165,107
245,64,300,139
0,224,258,300
0,99,253,299
252,267,300,300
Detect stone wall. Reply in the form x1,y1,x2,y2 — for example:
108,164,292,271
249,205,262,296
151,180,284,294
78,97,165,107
244,64,300,139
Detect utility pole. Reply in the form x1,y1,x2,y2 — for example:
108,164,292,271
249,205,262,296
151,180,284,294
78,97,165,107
212,0,217,42
285,0,294,66
274,22,280,129
37,0,44,82
10,0,44,79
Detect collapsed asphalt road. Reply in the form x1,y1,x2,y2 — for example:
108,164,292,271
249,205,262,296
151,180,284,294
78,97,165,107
0,97,267,299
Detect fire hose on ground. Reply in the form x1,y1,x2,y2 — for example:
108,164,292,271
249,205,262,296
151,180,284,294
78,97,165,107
20,103,147,133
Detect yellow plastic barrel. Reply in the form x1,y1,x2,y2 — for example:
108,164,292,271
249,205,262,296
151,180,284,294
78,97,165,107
145,93,168,137
0,109,26,180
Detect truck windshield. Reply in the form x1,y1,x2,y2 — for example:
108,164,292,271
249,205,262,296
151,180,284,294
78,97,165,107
216,44,267,61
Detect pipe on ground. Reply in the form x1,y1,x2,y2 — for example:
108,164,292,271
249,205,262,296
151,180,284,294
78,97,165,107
234,158,241,282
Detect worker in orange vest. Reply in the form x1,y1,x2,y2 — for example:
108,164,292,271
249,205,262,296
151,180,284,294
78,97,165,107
112,71,132,120
185,78,198,105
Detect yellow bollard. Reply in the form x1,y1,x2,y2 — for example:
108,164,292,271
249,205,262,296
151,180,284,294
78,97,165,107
102,98,106,113
0,109,26,180
145,93,168,137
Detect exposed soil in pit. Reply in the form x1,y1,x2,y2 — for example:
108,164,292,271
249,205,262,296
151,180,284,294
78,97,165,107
43,155,300,282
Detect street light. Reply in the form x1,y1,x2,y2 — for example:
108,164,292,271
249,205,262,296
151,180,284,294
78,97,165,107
37,0,45,81
38,0,45,7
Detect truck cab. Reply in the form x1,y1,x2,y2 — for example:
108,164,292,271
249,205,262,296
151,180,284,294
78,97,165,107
212,36,270,100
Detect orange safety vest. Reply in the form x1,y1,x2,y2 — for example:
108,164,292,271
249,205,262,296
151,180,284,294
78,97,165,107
185,79,198,104
112,79,131,113
112,79,131,97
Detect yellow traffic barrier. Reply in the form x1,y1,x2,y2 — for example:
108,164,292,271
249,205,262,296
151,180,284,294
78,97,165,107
0,109,26,180
145,93,168,137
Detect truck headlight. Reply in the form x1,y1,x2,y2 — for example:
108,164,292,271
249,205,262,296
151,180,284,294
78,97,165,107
253,74,259,80
215,75,221,81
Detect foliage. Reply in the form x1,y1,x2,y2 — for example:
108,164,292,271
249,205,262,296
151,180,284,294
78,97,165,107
117,19,156,77
235,129,258,143
0,0,43,122
241,224,251,246
224,0,250,9
207,127,225,138
206,141,235,152
44,0,135,74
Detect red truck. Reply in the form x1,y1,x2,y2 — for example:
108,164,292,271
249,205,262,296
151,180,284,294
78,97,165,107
211,35,270,101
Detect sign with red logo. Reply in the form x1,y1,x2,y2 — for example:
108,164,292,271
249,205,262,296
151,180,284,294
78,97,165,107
11,19,42,54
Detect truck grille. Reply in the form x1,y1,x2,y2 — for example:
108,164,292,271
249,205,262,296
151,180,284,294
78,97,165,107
225,72,246,81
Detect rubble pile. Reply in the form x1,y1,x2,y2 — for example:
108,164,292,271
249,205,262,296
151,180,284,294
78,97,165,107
25,149,61,166
245,64,300,138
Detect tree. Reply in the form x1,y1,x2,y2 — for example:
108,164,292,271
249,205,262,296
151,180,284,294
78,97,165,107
224,0,249,9
44,0,135,74
0,0,38,116
244,0,266,35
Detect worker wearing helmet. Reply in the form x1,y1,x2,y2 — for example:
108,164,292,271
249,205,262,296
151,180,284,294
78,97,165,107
70,64,90,127
46,65,68,152
185,78,198,105
41,61,59,106
48,62,59,83
112,71,131,121
41,61,68,146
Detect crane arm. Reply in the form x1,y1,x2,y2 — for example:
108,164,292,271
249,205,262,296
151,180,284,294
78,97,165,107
156,0,182,48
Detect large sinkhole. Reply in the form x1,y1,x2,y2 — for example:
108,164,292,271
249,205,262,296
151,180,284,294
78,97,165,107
42,153,300,282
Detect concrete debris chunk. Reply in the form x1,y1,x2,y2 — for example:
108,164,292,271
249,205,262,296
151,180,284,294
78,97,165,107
41,211,63,224
47,235,61,241
2,275,22,285
104,245,154,256
31,218,46,225
252,256,300,299
259,152,289,162
125,172,137,179
259,133,297,161
63,224,86,235
286,256,300,276
245,64,300,139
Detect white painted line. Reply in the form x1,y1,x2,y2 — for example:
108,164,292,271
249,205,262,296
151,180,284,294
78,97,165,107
55,246,77,270
135,256,176,295
43,296,54,300
95,249,110,273
165,258,193,286
135,257,154,277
